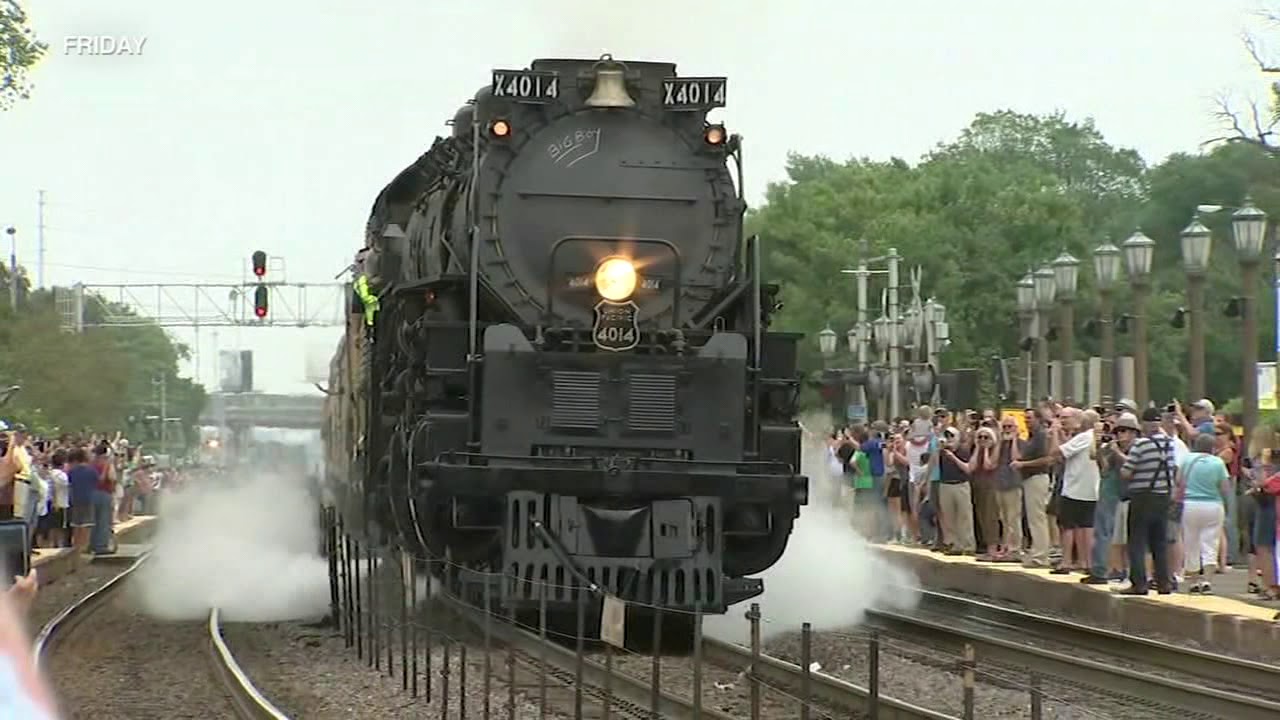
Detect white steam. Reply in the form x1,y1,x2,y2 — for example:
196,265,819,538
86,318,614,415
135,469,332,622
704,414,920,644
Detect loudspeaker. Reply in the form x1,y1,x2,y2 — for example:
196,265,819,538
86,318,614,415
940,368,980,410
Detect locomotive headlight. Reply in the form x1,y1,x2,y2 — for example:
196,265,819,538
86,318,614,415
594,257,637,301
489,119,511,138
704,124,726,145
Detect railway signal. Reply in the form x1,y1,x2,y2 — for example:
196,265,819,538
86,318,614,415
253,284,268,318
251,251,267,278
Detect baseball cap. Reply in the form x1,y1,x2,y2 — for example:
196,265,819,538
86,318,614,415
1113,412,1141,431
1140,407,1162,423
1115,398,1138,414
1191,398,1215,414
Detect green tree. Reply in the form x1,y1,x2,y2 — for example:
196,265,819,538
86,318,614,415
751,111,1148,406
750,109,1279,410
0,0,47,109
0,286,206,446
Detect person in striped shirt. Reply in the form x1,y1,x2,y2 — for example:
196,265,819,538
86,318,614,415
1118,408,1177,595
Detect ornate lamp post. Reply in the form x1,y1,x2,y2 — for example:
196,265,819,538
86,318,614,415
1033,265,1056,400
923,298,947,404
872,315,891,420
1274,249,1280,410
818,325,837,361
1052,251,1080,402
1016,273,1036,404
1092,242,1121,404
1232,199,1268,440
1180,219,1212,400
1122,230,1156,407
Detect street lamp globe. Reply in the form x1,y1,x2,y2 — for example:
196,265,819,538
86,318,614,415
1093,242,1121,290
872,315,890,354
1033,265,1056,306
1233,198,1268,261
1016,273,1036,313
1121,230,1156,280
1051,251,1080,300
902,307,920,350
846,326,858,354
818,325,837,357
1179,220,1212,275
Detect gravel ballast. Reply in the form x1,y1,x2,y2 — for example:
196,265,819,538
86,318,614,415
46,581,236,719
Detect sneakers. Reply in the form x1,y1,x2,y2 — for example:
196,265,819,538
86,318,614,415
1189,580,1213,594
1080,574,1109,585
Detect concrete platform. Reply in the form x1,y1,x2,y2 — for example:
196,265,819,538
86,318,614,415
31,515,157,585
878,543,1280,660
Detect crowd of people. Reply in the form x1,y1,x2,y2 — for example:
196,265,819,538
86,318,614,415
0,423,169,561
825,398,1280,597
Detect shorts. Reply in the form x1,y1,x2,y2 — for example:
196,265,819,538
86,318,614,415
1111,501,1129,546
1254,500,1277,548
886,476,903,498
1057,497,1096,530
37,509,65,533
69,504,94,528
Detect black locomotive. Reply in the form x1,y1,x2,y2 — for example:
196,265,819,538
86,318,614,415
323,55,806,631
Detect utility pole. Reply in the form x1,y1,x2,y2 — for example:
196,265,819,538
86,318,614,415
36,190,46,290
5,226,14,308
887,247,901,420
154,376,167,454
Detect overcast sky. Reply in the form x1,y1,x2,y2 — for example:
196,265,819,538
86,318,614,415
1,0,1272,395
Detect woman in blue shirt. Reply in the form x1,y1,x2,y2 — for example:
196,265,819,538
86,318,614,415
1178,434,1232,593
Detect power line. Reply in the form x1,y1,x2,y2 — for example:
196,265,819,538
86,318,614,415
42,260,242,281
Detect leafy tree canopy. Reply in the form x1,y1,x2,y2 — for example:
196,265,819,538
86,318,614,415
750,110,1280,407
0,0,46,109
0,285,206,450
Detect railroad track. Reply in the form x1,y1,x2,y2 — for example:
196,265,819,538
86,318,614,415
861,588,1280,720
440,591,740,720
441,585,961,720
700,636,958,720
35,553,290,720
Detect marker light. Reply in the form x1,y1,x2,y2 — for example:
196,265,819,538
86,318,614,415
594,257,638,302
704,124,726,145
489,119,511,138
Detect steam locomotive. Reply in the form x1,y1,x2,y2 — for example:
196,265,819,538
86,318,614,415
322,55,806,630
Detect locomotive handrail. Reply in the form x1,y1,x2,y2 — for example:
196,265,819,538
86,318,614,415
543,235,682,325
432,449,798,474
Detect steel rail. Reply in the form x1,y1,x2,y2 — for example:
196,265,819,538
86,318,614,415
440,592,737,720
208,606,291,720
866,592,1280,720
33,553,151,665
34,552,289,720
913,588,1280,693
700,637,960,720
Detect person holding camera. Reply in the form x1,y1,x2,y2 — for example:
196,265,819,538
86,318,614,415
937,426,977,554
1011,408,1055,568
1051,409,1100,575
1082,411,1138,584
1118,408,1178,595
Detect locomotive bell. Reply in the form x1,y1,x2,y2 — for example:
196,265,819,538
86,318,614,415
585,56,635,108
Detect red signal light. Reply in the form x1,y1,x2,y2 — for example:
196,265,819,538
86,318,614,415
251,251,267,278
253,284,268,319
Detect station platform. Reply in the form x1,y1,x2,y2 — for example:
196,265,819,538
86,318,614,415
31,515,157,584
877,542,1280,659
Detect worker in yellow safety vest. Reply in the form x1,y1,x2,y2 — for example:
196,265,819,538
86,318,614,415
354,274,379,326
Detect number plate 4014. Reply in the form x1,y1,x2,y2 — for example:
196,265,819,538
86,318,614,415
593,300,640,352
662,77,726,110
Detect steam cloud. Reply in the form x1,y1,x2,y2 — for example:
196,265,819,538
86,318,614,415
704,413,920,644
135,468,332,622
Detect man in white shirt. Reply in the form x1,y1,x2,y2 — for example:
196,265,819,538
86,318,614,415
1053,409,1101,574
